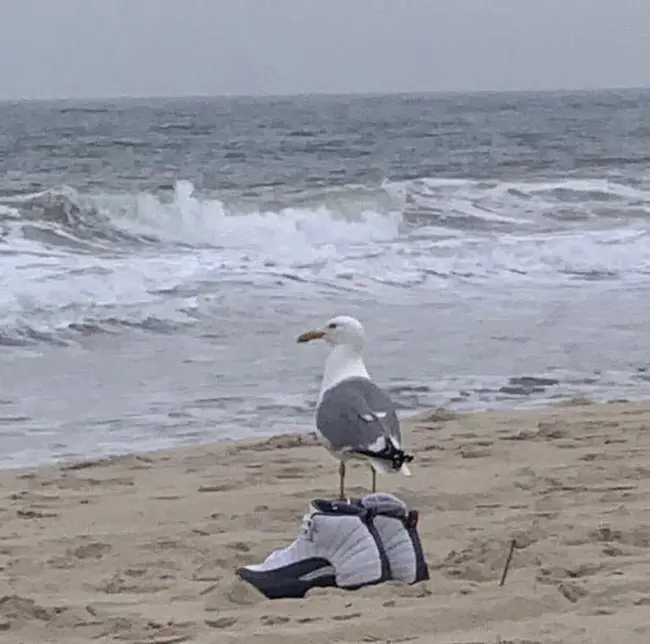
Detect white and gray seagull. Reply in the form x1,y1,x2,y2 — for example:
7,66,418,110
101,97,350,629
297,315,413,499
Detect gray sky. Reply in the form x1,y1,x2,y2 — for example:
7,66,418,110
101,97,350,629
1,0,649,100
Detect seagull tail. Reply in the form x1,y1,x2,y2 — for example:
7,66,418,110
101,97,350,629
369,459,412,476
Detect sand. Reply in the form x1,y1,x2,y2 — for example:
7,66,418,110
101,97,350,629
2,398,650,643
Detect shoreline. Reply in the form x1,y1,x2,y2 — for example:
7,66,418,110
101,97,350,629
1,399,650,643
0,391,638,474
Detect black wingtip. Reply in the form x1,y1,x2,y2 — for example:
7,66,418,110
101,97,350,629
393,450,414,470
353,445,415,471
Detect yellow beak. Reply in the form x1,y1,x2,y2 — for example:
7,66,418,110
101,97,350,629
296,329,326,343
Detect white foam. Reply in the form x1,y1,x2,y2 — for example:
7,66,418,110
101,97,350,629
3,177,650,339
94,180,402,252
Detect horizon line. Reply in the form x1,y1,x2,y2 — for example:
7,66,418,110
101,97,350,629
1,84,649,104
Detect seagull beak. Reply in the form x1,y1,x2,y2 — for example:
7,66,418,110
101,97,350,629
297,329,326,343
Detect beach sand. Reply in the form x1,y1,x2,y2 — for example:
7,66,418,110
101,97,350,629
2,399,650,643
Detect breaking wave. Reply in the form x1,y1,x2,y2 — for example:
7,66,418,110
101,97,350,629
2,176,650,345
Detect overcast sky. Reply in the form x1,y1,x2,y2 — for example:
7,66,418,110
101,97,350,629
0,0,648,100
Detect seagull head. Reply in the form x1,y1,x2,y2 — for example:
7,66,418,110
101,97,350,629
296,315,366,349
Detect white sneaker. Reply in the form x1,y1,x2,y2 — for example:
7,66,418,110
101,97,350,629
237,498,389,599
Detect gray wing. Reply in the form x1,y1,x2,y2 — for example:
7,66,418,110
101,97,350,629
315,377,401,452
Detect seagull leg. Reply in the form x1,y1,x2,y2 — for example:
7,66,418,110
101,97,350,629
339,461,346,500
371,467,376,493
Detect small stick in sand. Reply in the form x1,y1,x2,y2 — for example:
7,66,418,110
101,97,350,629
498,538,517,587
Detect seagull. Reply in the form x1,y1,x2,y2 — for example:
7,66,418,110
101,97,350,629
297,315,413,499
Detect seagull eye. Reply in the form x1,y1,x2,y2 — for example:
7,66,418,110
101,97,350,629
327,323,337,329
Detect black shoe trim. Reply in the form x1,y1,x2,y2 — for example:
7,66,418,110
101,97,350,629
236,557,336,599
364,511,392,582
406,510,429,582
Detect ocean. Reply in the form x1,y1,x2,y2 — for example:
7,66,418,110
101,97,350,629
2,88,650,469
